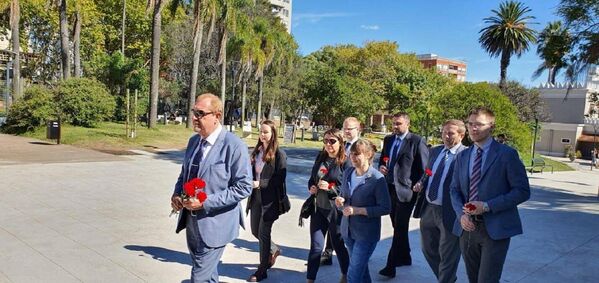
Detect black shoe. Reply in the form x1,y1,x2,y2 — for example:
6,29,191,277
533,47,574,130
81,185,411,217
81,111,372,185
396,260,412,267
378,266,396,278
247,268,267,282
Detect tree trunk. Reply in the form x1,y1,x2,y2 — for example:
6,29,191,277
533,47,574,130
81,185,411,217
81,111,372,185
499,50,510,88
256,76,263,126
10,0,21,103
148,0,163,128
268,95,274,120
220,45,226,124
242,78,247,123
73,10,81,78
187,19,205,128
548,67,556,85
59,0,70,79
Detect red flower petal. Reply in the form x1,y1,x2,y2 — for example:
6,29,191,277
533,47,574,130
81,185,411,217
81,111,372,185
465,203,476,211
320,168,328,174
184,182,195,197
425,168,433,176
383,156,389,162
197,190,207,202
328,182,335,189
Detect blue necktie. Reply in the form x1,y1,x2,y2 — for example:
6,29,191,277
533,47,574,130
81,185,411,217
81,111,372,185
427,150,448,202
469,147,483,201
188,139,207,181
388,136,402,173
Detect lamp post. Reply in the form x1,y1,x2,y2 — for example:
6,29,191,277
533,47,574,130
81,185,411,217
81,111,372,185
531,117,539,165
584,117,599,171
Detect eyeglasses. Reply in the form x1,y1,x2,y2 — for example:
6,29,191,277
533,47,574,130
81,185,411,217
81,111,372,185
323,139,338,145
192,109,214,119
343,127,358,131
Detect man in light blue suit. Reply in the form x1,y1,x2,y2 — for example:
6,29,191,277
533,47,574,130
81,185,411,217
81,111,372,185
413,119,467,283
450,107,530,283
170,93,253,283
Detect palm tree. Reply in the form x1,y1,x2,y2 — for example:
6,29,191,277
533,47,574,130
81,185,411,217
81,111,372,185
532,21,572,85
147,0,168,128
479,0,537,88
186,0,218,128
58,0,70,79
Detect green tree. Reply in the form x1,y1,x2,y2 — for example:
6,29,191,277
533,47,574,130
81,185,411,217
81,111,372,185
479,0,537,88
557,0,599,82
499,81,548,122
440,82,530,151
1,85,56,134
533,21,572,84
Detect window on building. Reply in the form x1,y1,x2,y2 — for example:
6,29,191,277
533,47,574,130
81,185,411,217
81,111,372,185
449,65,458,70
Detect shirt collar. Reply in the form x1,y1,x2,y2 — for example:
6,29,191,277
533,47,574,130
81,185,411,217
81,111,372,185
202,124,223,146
445,143,462,155
476,137,493,152
397,131,409,140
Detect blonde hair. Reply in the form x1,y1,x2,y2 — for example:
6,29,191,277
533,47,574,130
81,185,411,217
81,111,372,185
196,93,223,114
350,138,377,163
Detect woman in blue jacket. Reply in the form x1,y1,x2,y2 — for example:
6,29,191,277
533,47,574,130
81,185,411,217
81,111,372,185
336,139,391,283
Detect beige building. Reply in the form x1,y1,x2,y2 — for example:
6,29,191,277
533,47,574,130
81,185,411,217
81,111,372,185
536,66,599,159
417,53,467,82
270,0,292,33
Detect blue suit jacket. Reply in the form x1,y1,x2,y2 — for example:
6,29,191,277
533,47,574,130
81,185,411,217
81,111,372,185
413,144,466,232
174,130,253,247
450,139,530,240
339,167,391,242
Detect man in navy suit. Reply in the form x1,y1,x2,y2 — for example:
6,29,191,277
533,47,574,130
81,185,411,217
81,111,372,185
170,93,253,283
413,119,467,283
378,112,429,278
450,107,530,283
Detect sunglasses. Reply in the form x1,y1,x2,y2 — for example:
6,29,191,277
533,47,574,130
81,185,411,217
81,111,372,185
192,109,214,119
323,138,338,145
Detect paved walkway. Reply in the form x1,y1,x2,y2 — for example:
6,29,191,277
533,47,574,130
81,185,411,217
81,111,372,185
0,134,598,282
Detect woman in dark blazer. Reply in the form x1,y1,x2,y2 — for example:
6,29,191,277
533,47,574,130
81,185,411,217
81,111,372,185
246,120,287,282
306,129,350,283
336,139,391,283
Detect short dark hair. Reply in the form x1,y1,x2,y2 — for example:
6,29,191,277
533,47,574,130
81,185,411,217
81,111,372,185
393,112,410,122
468,106,495,124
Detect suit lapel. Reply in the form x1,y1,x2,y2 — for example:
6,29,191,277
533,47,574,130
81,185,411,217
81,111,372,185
198,130,227,178
481,140,500,180
462,146,473,196
184,136,201,181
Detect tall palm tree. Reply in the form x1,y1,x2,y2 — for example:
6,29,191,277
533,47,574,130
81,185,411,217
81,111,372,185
147,0,168,128
532,21,572,85
479,0,537,88
186,0,218,128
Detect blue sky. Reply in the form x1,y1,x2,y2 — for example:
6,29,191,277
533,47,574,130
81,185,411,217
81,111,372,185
290,0,562,87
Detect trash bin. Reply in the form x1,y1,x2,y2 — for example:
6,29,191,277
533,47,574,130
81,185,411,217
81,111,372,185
46,120,60,140
312,128,319,141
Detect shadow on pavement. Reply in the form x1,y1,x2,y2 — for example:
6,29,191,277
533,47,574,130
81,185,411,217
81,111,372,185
124,245,190,265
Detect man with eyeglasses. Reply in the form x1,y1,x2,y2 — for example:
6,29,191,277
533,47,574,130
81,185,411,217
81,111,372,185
412,119,467,283
450,107,530,283
170,93,253,282
378,112,429,278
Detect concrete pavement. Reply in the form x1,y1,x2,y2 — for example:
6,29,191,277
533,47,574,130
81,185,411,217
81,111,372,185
0,133,598,282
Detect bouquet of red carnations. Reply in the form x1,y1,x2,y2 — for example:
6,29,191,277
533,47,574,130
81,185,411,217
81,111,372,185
170,177,207,217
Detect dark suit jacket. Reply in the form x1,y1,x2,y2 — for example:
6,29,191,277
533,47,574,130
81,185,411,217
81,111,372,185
450,139,530,240
173,130,253,247
378,132,429,202
247,148,287,222
339,167,391,242
413,144,466,232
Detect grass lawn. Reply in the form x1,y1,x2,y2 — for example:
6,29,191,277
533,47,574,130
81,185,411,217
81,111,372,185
519,152,574,172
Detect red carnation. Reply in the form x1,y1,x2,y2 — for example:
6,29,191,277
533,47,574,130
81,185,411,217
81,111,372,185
320,168,328,175
465,203,476,212
425,168,433,176
328,182,336,189
197,190,207,202
383,156,390,166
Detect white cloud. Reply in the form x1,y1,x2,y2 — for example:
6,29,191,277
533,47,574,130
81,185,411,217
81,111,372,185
293,12,352,24
360,25,380,30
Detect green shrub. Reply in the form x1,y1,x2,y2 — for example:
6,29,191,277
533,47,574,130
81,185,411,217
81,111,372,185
56,78,115,127
1,86,57,134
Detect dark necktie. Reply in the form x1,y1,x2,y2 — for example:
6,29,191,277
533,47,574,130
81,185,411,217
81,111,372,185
469,147,483,201
345,142,351,152
427,150,448,202
388,136,402,173
188,139,207,181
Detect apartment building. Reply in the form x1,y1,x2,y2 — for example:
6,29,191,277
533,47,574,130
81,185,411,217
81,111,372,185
417,53,467,82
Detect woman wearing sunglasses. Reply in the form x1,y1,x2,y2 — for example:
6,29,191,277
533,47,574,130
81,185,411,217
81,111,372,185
246,120,287,282
306,129,350,283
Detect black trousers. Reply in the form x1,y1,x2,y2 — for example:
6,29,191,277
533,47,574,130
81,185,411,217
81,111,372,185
250,192,278,269
460,220,510,283
386,183,417,267
307,208,349,280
